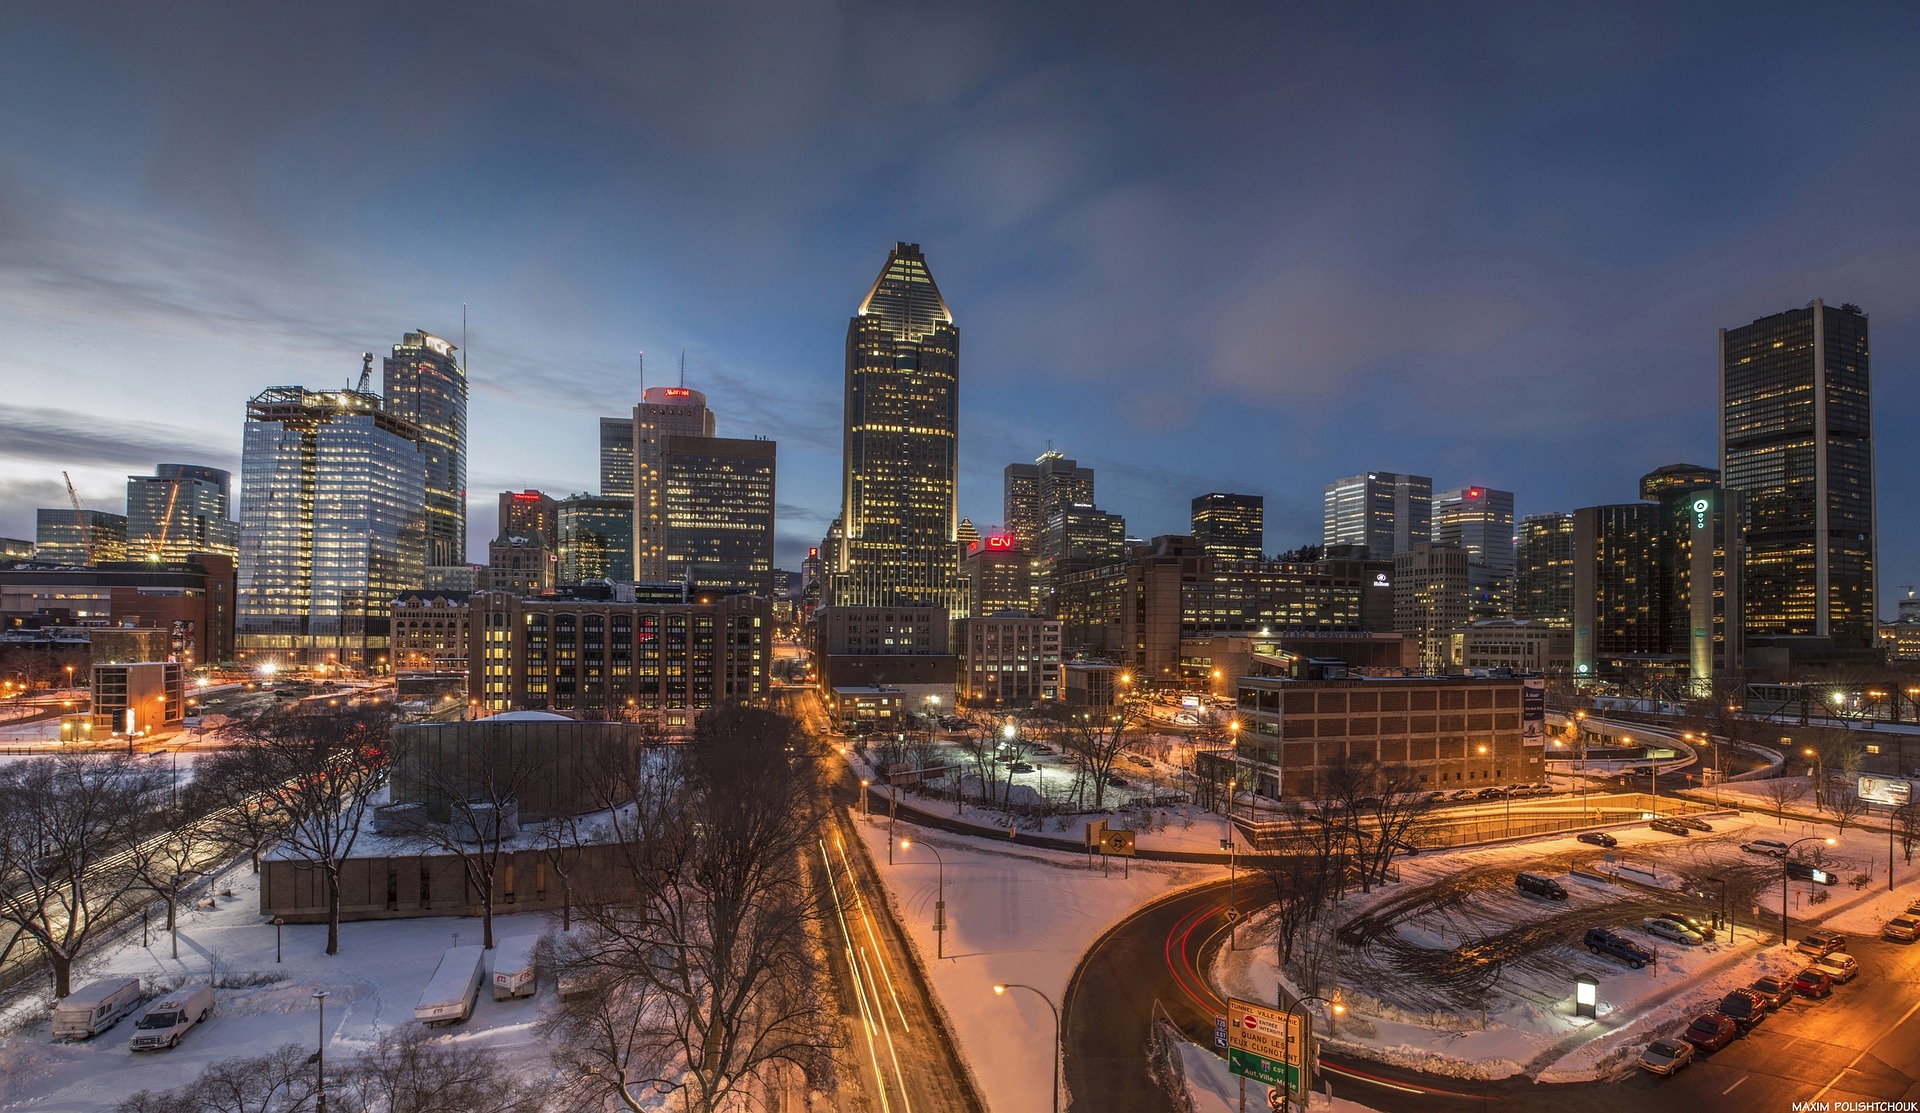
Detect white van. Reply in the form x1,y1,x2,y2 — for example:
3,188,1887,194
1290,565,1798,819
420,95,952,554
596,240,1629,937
52,978,143,1040
415,946,486,1025
129,985,214,1051
491,935,540,1001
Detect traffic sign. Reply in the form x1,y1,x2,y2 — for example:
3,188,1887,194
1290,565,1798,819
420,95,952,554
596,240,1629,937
1225,998,1306,1091
1224,908,1241,922
1214,1013,1228,1049
1099,829,1137,857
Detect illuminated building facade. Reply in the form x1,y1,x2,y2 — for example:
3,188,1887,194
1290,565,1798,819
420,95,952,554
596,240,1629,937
1393,542,1470,672
498,490,559,550
1515,513,1575,626
236,386,427,666
1720,300,1875,653
600,416,636,499
661,434,776,595
382,332,468,571
634,386,716,581
830,243,964,612
557,495,634,584
1324,471,1432,559
1431,486,1514,621
126,465,238,562
34,509,128,565
1191,492,1265,565
960,535,1031,618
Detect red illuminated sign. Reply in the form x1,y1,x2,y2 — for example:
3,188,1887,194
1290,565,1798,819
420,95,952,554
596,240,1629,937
511,492,540,501
985,535,1016,550
663,387,692,397
809,547,819,560
1468,487,1482,498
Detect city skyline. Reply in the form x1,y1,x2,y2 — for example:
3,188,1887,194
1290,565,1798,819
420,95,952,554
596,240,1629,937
3,5,1919,612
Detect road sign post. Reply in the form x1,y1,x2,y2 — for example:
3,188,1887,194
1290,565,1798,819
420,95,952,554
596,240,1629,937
1225,997,1308,1096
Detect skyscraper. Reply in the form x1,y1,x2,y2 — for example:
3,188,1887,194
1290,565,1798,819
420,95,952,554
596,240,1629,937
830,243,963,612
633,386,716,581
661,434,776,595
498,490,559,550
600,417,636,498
34,509,128,565
1393,542,1470,672
237,386,426,666
1191,493,1265,565
126,464,239,562
557,495,634,584
1432,486,1514,621
1639,464,1744,688
1720,300,1875,652
382,332,468,570
1324,472,1432,559
1570,504,1663,680
1515,513,1575,626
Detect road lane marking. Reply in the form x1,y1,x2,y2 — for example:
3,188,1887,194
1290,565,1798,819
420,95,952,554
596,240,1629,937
1807,993,1920,1103
1722,1077,1745,1095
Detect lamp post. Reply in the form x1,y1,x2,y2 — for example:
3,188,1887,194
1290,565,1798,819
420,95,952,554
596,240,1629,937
1703,876,1729,940
900,839,946,958
993,983,1059,1113
860,779,870,816
1779,836,1838,946
1804,746,1823,808
1223,831,1238,950
272,916,285,963
1278,993,1344,1110
312,989,329,1113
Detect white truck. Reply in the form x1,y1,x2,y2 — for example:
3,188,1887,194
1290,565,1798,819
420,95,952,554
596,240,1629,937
415,945,486,1025
52,978,143,1040
491,935,540,1001
129,984,215,1051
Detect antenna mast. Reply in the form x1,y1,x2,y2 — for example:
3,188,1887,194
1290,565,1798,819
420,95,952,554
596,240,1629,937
679,350,686,388
461,303,468,374
639,351,645,395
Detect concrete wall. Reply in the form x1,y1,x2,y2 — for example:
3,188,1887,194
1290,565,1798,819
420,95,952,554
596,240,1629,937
259,842,637,923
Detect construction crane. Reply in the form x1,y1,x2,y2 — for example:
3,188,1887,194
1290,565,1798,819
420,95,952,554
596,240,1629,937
356,352,374,393
147,480,183,561
62,471,94,565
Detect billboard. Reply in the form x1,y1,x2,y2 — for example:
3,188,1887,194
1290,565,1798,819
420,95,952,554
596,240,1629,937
1858,775,1913,808
1521,677,1546,747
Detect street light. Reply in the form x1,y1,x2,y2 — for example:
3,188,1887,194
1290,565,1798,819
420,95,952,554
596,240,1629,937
1222,831,1238,950
312,989,330,1113
993,983,1060,1113
1277,992,1344,1108
1779,836,1838,946
859,779,871,816
900,839,946,958
271,916,285,963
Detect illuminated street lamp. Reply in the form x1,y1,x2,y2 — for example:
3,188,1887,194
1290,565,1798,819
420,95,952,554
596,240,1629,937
1779,836,1838,945
993,983,1060,1113
899,839,946,957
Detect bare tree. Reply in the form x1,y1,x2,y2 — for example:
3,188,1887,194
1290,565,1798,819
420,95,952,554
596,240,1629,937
1895,803,1920,866
221,704,392,955
403,751,553,950
128,797,217,960
536,813,592,933
1256,808,1342,968
1059,692,1148,810
1808,728,1864,810
341,1027,548,1113
1761,778,1808,825
554,704,832,1111
0,754,165,997
115,1043,319,1113
188,745,291,873
1829,785,1869,834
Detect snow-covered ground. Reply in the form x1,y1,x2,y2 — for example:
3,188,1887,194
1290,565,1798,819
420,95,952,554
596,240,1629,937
0,864,558,1112
848,808,1211,1113
1179,1040,1381,1112
1211,809,1919,1085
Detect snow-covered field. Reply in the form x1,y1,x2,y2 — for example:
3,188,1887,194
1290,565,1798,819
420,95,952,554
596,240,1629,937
1212,809,1919,1085
0,865,557,1112
849,808,1210,1113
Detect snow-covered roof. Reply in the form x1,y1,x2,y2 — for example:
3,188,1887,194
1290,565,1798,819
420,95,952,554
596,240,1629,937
487,710,571,722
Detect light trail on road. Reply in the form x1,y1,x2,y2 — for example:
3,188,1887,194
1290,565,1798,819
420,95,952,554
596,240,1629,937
818,834,912,1113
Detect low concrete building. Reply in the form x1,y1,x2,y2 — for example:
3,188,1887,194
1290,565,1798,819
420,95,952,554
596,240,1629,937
955,613,1060,708
1447,619,1572,673
90,660,184,737
389,711,665,822
826,686,908,733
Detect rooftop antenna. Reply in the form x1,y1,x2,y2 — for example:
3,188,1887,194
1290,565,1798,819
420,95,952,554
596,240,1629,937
461,303,468,375
356,352,373,392
679,350,686,388
638,350,645,395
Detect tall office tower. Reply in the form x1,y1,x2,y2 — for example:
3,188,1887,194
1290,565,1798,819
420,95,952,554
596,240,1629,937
661,435,776,595
498,491,559,551
1570,504,1663,680
1515,513,1575,626
600,417,636,498
557,495,634,584
1639,464,1744,689
126,464,239,562
1720,300,1875,653
1393,542,1470,672
1324,472,1433,559
1042,504,1128,590
382,332,468,570
956,517,981,565
633,386,717,581
1191,493,1265,565
1432,486,1515,621
830,242,964,611
1006,452,1096,544
34,509,128,565
237,386,426,667
961,533,1033,618
1004,463,1040,546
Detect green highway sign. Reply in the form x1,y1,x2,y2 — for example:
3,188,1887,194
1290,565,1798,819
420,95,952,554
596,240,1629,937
1225,998,1308,1093
1227,1048,1301,1090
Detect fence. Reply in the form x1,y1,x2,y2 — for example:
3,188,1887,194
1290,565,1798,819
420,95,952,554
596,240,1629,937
1237,793,1721,852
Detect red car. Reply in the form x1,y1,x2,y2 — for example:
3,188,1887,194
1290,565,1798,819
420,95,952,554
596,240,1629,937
1791,968,1834,998
1682,1012,1739,1052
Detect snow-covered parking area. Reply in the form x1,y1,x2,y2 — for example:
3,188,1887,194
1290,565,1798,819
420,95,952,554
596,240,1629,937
1214,809,1912,1083
0,865,556,1112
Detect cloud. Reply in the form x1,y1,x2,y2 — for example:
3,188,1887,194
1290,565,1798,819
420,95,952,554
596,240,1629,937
0,406,238,473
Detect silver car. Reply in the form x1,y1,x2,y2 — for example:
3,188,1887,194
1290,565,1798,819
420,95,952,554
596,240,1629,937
1638,1037,1695,1076
1642,917,1706,945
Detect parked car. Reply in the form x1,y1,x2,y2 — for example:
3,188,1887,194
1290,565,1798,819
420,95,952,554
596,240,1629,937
1638,1037,1695,1076
1668,815,1714,832
1656,911,1716,941
1584,927,1654,969
1446,789,1478,801
1681,1012,1739,1053
1104,775,1129,788
1477,786,1508,799
1643,917,1706,945
1811,952,1859,984
1747,975,1793,1009
1907,898,1920,916
1795,929,1847,957
1791,968,1834,998
1516,872,1569,900
1742,839,1792,857
1882,913,1920,943
1649,818,1692,836
51,979,143,1041
1008,762,1035,774
1126,755,1153,768
1577,831,1618,848
1716,989,1768,1032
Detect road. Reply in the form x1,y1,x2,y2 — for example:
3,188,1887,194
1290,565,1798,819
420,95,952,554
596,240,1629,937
1066,872,1920,1112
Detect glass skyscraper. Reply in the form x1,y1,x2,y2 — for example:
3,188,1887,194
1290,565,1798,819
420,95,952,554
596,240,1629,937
1323,472,1433,559
830,242,963,612
662,434,775,595
1191,492,1265,565
633,386,716,581
382,331,468,570
558,495,634,583
1432,486,1514,620
126,464,239,561
34,509,128,565
237,386,427,666
1720,300,1875,651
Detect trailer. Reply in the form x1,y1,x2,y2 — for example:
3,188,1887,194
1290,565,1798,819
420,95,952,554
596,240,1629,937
491,935,540,1000
52,979,143,1040
414,946,486,1025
